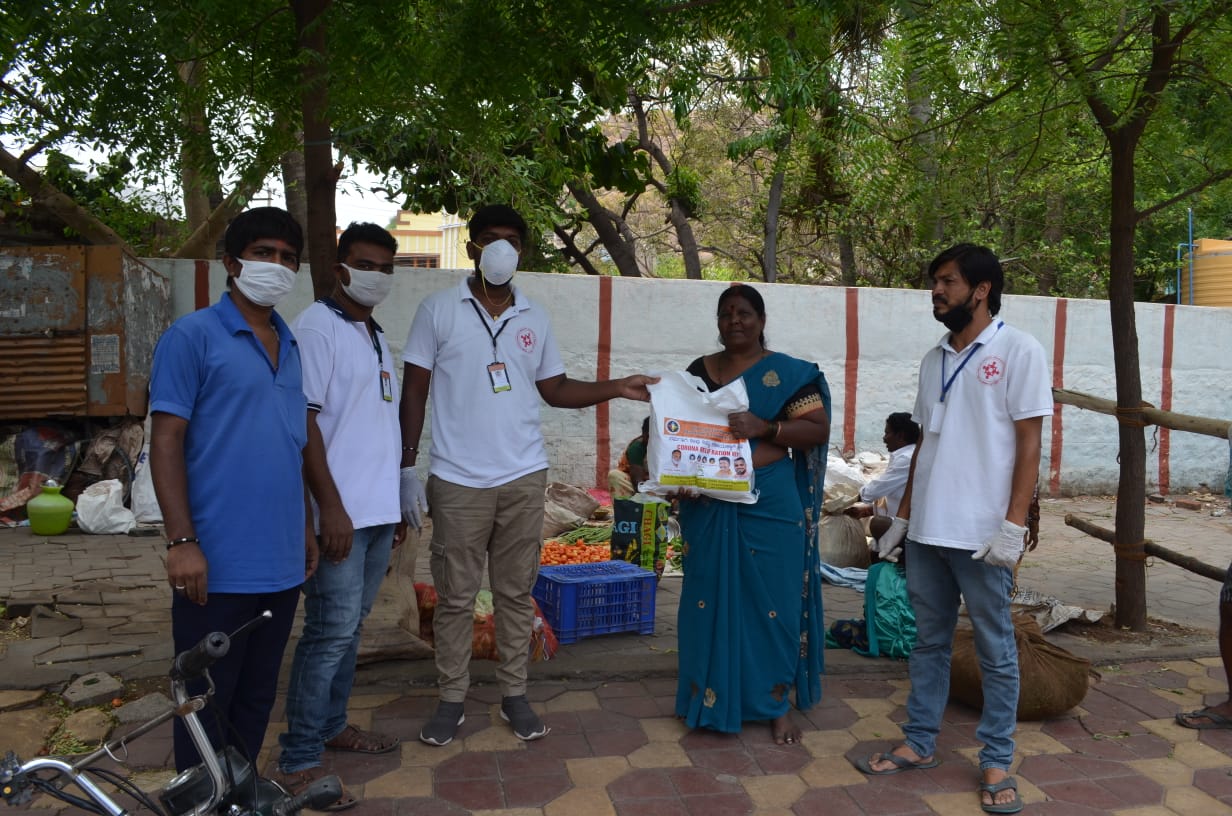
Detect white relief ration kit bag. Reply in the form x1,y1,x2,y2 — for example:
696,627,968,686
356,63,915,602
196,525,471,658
641,371,757,504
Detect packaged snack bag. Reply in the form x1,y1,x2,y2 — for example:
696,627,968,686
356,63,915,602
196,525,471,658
610,496,670,577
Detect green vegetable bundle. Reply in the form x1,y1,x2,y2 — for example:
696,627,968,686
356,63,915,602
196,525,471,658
558,525,613,544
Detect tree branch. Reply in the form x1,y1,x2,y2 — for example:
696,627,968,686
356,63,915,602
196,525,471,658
1137,168,1232,222
0,145,131,249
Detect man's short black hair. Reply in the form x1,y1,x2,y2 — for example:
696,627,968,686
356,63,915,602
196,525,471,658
641,417,651,437
886,412,920,444
928,243,1004,316
468,204,529,245
223,206,304,260
337,221,397,262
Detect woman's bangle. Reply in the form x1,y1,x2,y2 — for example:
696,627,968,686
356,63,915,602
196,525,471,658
402,446,417,452
764,421,781,441
167,536,198,550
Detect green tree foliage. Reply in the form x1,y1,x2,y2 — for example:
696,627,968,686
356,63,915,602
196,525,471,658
897,0,1232,630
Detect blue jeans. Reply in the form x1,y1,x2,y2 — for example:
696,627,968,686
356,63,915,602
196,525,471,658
901,538,1018,771
279,524,395,772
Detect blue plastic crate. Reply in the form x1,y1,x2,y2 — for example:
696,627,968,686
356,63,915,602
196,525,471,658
533,561,656,644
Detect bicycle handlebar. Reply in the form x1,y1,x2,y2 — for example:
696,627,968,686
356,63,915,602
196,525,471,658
170,632,229,682
2,612,302,816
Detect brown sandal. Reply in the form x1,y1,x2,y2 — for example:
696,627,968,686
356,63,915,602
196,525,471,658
324,723,401,754
271,766,357,812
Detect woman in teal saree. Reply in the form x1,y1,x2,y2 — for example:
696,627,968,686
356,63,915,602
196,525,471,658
676,284,831,744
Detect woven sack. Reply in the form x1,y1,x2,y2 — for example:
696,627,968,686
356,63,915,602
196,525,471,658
818,513,871,568
950,612,1091,720
542,482,599,538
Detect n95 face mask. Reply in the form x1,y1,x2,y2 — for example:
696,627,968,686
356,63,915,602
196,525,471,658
479,239,518,286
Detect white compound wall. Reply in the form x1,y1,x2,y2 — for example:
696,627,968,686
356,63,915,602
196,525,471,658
151,259,1232,496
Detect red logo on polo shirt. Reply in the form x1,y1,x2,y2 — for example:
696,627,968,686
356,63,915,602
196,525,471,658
517,327,537,352
978,355,1005,385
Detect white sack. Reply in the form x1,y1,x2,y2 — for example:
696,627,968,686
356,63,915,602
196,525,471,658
130,414,162,523
76,478,136,534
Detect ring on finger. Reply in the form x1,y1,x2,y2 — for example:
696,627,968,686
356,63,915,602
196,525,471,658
174,585,186,591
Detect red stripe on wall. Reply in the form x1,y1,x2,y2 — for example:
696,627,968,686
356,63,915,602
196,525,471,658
194,260,210,310
1159,304,1175,494
1049,299,1068,496
843,288,859,457
594,275,614,488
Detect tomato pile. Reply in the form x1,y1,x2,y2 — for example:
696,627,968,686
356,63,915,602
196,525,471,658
541,539,611,565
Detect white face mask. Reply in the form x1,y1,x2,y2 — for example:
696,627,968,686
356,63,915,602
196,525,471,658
341,265,394,307
478,239,519,286
232,258,297,307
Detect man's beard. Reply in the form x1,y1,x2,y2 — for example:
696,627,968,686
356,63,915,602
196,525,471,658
934,292,975,333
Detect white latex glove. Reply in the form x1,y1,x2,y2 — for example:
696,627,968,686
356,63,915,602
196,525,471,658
400,467,429,530
972,519,1027,568
876,517,909,563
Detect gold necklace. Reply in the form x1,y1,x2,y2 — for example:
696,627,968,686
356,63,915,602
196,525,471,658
477,278,514,316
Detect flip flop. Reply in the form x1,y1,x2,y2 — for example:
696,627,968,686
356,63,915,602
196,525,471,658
854,750,940,775
979,776,1023,814
1175,709,1232,730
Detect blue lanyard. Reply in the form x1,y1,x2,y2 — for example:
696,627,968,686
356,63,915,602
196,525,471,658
940,321,1002,402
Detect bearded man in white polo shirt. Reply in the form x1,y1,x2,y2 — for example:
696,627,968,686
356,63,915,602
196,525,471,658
856,244,1051,816
399,204,656,747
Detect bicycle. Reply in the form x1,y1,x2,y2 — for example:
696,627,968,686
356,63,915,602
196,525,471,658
0,612,341,816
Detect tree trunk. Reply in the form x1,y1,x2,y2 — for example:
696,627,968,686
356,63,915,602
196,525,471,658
666,200,702,280
176,185,263,259
552,225,604,275
762,164,785,283
628,90,702,279
177,56,218,235
838,230,857,285
905,66,941,287
567,182,642,277
292,0,337,297
1037,192,1064,296
281,144,309,236
1107,133,1148,631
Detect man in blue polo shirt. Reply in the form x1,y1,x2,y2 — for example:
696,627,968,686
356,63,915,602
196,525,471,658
150,206,319,773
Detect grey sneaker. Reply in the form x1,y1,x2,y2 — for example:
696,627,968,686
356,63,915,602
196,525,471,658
419,701,465,746
500,695,549,741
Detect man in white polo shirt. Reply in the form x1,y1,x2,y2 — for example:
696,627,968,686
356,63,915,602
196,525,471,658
399,204,656,747
856,244,1051,816
277,223,403,806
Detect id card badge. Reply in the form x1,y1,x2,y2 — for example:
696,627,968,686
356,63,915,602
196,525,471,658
928,401,946,434
488,362,512,393
380,370,394,402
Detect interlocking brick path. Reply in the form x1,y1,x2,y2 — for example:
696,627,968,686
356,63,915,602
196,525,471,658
3,494,1232,813
8,660,1232,814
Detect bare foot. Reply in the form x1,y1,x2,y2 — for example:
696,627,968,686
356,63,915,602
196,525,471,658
980,767,1019,810
770,713,802,745
865,745,932,773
